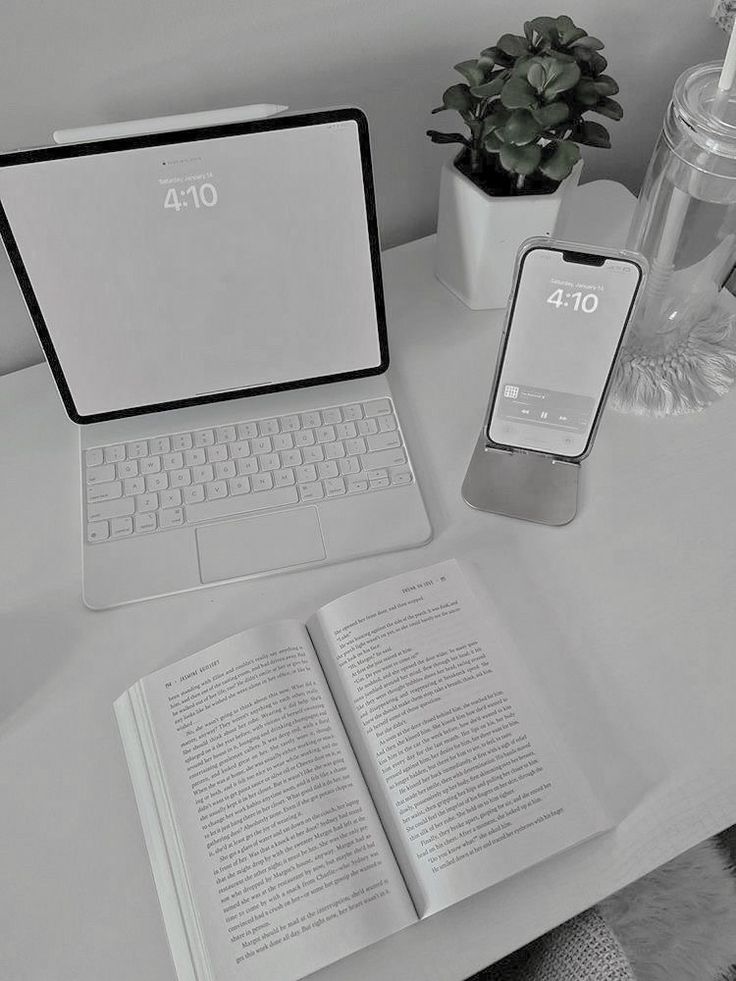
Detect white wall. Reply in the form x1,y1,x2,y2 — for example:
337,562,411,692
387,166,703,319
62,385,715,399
0,0,724,374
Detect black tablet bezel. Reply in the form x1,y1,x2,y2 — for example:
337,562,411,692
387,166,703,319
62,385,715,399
0,107,389,424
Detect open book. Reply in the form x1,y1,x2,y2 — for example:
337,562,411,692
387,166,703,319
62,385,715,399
115,559,608,981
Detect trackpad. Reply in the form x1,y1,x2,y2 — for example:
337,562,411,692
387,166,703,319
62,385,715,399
196,507,326,583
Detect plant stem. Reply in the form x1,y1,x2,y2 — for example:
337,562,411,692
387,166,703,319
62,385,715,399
516,173,525,192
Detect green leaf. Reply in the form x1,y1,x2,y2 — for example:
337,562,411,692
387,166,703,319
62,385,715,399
523,20,534,42
501,108,542,146
470,75,506,98
591,96,623,120
454,59,486,87
554,15,587,45
573,78,600,106
528,16,558,41
484,131,504,152
541,58,581,100
500,76,537,109
511,56,535,78
593,74,619,96
587,52,608,75
573,120,611,148
497,33,529,58
539,140,580,181
526,61,546,91
499,142,542,175
532,101,570,127
441,83,474,113
571,35,605,50
478,45,513,70
481,108,510,136
426,129,471,146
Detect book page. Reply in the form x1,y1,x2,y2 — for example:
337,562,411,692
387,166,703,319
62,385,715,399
137,621,416,981
308,560,608,917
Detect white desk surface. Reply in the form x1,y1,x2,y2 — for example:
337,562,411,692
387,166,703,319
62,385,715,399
3,199,736,981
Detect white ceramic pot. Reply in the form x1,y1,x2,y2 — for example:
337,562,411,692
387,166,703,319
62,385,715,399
435,157,583,310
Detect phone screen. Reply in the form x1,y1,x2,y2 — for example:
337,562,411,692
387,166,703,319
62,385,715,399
487,246,642,458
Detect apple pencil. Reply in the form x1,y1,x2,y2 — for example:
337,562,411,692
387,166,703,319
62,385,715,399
52,104,289,144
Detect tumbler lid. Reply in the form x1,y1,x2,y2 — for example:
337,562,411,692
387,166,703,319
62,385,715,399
673,61,736,161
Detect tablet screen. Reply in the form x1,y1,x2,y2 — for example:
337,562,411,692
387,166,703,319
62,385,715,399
0,112,385,420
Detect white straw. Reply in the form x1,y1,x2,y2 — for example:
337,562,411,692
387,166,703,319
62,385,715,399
719,18,736,92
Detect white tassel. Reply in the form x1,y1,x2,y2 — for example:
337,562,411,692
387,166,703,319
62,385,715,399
610,310,736,416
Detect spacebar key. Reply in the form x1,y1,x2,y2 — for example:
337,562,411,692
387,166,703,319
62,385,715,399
185,487,299,522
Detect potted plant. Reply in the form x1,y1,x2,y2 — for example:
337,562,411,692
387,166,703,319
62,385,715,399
428,14,622,309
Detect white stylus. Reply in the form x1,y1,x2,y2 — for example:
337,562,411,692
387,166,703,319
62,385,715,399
52,104,289,144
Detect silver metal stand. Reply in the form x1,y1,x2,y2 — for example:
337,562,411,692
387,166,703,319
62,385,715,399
462,435,581,526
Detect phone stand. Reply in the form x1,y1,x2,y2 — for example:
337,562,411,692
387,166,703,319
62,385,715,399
462,434,580,526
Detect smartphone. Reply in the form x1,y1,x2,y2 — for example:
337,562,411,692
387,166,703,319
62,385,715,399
486,240,645,461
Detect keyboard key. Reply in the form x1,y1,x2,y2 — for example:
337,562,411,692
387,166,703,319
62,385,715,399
159,508,185,529
364,398,392,417
237,458,258,476
272,433,293,451
183,484,205,505
193,429,215,447
87,521,109,542
274,469,295,487
322,407,342,424
127,440,149,459
229,440,250,459
206,444,228,463
366,468,388,481
339,457,360,475
185,485,298,522
342,404,363,421
259,453,280,471
238,421,258,439
88,498,135,521
324,477,346,496
367,431,401,452
184,448,206,467
280,414,300,432
87,463,116,485
251,436,272,455
379,415,398,432
169,469,191,488
123,476,145,496
346,476,369,493
345,437,367,456
295,464,317,484
316,425,335,443
357,418,378,436
324,442,345,460
150,436,171,455
110,516,133,538
135,493,158,513
229,476,250,496
361,448,407,471
140,457,162,475
160,488,182,509
171,433,193,451
87,481,123,503
281,448,302,468
117,460,139,479
252,472,274,492
193,464,214,484
299,481,324,502
302,445,324,465
206,480,228,501
104,444,126,463
317,460,339,479
335,421,357,440
370,476,390,488
390,468,413,486
134,513,157,534
162,452,184,470
216,426,236,443
146,472,169,493
294,430,315,447
85,448,104,467
301,411,321,429
259,419,279,436
215,460,236,479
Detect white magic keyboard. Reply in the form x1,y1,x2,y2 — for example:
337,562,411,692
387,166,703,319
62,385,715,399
83,398,414,544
